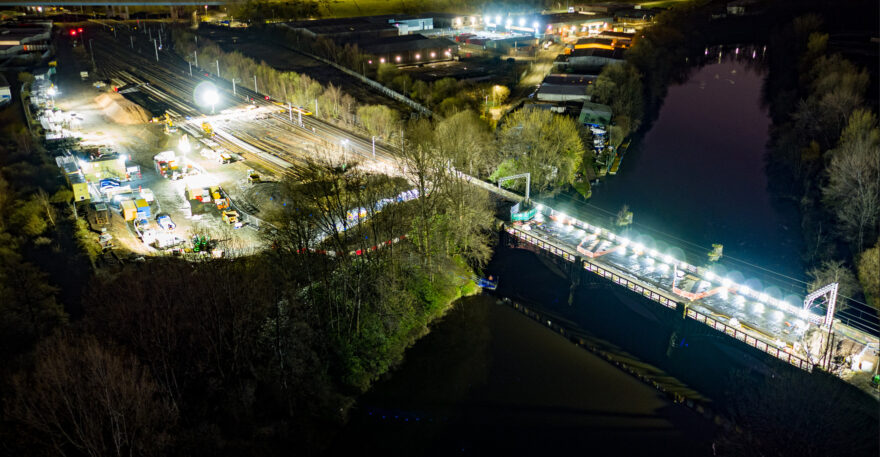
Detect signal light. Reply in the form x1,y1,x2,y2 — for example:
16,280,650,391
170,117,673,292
264,96,270,100
70,30,76,36
78,28,83,32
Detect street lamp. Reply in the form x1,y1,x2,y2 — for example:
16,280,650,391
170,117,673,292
178,135,190,161
205,89,218,113
194,81,219,113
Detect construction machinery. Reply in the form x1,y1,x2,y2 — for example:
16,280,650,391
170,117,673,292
202,121,213,136
222,210,240,225
247,169,261,184
211,187,229,210
163,113,178,134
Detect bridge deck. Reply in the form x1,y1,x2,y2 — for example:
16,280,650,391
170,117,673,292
499,203,877,373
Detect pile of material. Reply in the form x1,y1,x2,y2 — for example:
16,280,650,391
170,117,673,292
94,92,150,124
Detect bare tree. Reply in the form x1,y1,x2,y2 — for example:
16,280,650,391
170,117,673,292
8,332,177,457
807,260,860,310
822,109,880,250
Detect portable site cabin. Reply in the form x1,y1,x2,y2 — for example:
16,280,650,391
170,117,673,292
121,200,137,221
69,173,90,202
135,198,150,219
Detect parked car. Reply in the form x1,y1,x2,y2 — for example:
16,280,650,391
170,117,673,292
157,214,176,231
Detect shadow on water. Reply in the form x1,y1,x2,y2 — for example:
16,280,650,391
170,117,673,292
333,250,718,456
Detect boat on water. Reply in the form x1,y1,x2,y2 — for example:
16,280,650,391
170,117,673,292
477,276,498,290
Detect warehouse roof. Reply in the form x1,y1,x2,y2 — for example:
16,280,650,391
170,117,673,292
542,74,598,86
360,34,456,54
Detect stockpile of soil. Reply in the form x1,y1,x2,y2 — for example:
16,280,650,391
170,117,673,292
94,92,150,124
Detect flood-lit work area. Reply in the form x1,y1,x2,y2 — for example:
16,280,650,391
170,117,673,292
0,0,877,455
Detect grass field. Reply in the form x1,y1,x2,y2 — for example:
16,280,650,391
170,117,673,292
321,0,472,18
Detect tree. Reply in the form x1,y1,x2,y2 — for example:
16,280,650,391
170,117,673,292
356,105,398,140
391,73,412,95
7,333,177,456
856,240,880,313
718,369,878,457
807,260,860,310
615,205,633,228
10,195,49,238
822,109,880,250
592,63,644,142
375,63,398,85
430,77,459,104
432,109,494,176
490,84,510,105
320,83,343,119
0,255,65,358
17,71,34,85
409,79,430,103
494,108,585,193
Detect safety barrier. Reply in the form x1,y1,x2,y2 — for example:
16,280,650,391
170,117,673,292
505,224,814,373
295,234,407,257
685,308,813,372
504,226,577,263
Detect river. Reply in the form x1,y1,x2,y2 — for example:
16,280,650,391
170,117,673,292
588,52,805,283
333,56,798,455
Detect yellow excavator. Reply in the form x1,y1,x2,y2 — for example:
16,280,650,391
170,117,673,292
163,113,178,134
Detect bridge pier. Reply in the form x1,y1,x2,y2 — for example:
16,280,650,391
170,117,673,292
568,257,583,306
666,301,689,358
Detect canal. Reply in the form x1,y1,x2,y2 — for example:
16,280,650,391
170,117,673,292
333,55,802,454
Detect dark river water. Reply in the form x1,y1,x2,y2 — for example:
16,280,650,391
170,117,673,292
587,56,805,284
333,57,803,455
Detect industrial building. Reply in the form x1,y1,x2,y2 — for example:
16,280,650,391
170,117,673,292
286,14,434,41
597,31,635,47
537,74,597,103
539,13,612,40
555,47,625,71
362,34,457,66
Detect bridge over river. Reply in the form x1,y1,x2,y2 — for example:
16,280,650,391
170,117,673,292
496,203,879,379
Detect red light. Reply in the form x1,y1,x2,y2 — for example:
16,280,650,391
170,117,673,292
264,96,270,100
78,28,83,32
70,30,76,36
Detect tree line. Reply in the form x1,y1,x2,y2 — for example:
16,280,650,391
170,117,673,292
172,29,399,144
764,14,879,314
